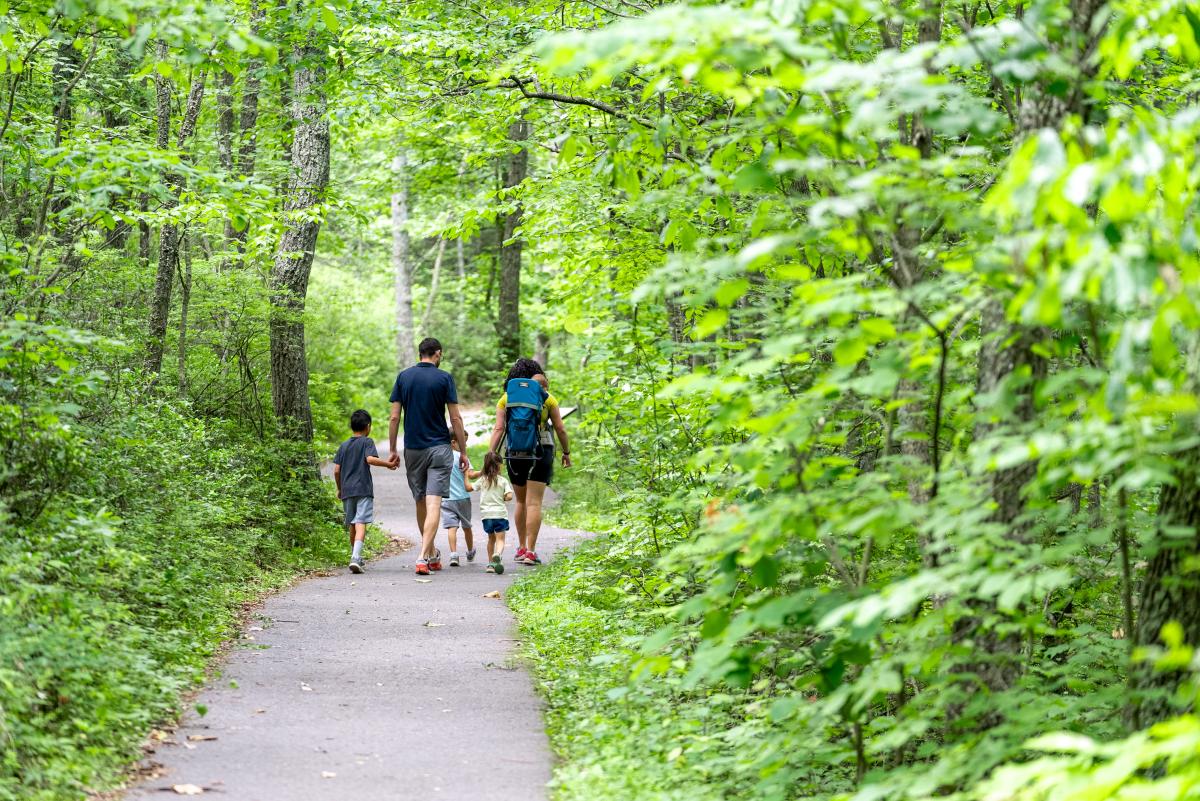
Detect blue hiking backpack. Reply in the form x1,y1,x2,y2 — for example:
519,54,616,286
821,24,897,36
503,377,546,472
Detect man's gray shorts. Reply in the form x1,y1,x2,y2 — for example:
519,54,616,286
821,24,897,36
441,497,473,529
404,444,453,500
343,496,374,525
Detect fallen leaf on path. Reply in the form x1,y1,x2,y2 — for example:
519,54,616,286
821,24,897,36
171,784,205,795
253,708,266,714
414,578,432,584
423,621,445,627
481,590,501,599
321,771,337,779
300,683,313,692
186,735,217,742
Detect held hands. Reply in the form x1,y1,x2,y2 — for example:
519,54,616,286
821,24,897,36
388,452,401,469
459,450,470,471
561,451,572,468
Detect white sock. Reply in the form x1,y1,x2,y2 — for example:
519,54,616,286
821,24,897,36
351,541,363,560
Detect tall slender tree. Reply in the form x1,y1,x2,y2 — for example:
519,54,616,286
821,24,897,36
497,116,528,362
146,48,206,376
392,151,415,368
269,43,329,442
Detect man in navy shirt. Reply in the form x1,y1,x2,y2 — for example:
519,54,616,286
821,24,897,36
389,337,469,576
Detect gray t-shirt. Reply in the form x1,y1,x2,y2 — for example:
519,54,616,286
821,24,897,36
334,435,378,498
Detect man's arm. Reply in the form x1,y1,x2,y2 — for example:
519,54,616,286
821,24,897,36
333,464,343,499
447,402,468,470
388,401,402,466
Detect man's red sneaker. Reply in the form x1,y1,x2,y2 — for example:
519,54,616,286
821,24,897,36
515,547,527,562
428,549,443,571
415,561,430,576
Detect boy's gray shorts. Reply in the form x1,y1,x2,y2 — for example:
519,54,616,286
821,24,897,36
404,444,453,500
343,496,374,525
441,498,473,529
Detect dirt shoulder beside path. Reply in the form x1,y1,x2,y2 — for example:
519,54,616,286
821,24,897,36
122,438,586,801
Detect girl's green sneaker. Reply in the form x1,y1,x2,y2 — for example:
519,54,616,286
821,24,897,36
491,555,505,575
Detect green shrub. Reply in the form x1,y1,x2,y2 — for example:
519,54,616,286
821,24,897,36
0,320,372,800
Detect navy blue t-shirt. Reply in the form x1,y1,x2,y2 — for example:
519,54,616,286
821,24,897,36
390,362,459,449
333,435,378,498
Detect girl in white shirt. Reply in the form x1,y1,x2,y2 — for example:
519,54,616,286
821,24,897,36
475,451,514,574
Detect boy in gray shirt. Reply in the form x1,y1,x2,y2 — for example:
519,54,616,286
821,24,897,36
333,409,396,573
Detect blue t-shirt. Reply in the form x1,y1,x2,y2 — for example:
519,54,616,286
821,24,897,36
333,435,378,498
447,460,469,501
390,362,459,450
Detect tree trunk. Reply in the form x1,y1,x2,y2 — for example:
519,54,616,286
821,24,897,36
455,235,467,326
147,65,205,376
497,117,528,363
269,45,329,442
216,69,236,260
231,0,263,250
535,331,550,369
420,237,446,338
145,45,174,375
1134,444,1200,724
392,152,415,367
177,236,192,395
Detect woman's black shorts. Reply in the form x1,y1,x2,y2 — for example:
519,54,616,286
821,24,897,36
507,447,554,486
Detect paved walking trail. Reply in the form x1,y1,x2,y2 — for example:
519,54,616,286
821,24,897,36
124,435,580,801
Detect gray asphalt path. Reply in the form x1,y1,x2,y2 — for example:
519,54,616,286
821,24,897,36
124,437,582,800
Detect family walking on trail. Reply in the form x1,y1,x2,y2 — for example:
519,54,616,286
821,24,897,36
332,337,571,575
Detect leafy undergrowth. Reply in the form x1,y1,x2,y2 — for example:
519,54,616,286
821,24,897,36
0,401,383,801
509,537,750,801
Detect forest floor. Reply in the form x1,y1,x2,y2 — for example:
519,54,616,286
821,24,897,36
119,437,582,801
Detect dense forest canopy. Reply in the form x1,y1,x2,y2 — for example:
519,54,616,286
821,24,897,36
6,0,1200,798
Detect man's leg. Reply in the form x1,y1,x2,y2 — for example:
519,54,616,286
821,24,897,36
421,495,442,559
415,500,427,545
525,481,548,555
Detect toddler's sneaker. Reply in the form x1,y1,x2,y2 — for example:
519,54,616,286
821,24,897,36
485,563,496,574
429,549,443,571
449,552,460,567
466,548,477,562
415,560,430,576
491,555,505,575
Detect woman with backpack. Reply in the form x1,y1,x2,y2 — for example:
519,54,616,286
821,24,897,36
487,358,571,566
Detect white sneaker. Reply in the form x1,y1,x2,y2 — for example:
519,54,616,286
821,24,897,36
449,552,460,567
466,548,477,562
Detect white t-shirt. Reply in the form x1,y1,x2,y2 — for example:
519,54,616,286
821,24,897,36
477,474,513,519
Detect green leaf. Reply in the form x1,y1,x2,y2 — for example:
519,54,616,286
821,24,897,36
833,337,867,367
692,309,728,339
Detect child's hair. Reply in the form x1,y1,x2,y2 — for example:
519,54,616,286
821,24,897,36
350,409,371,432
481,450,503,488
